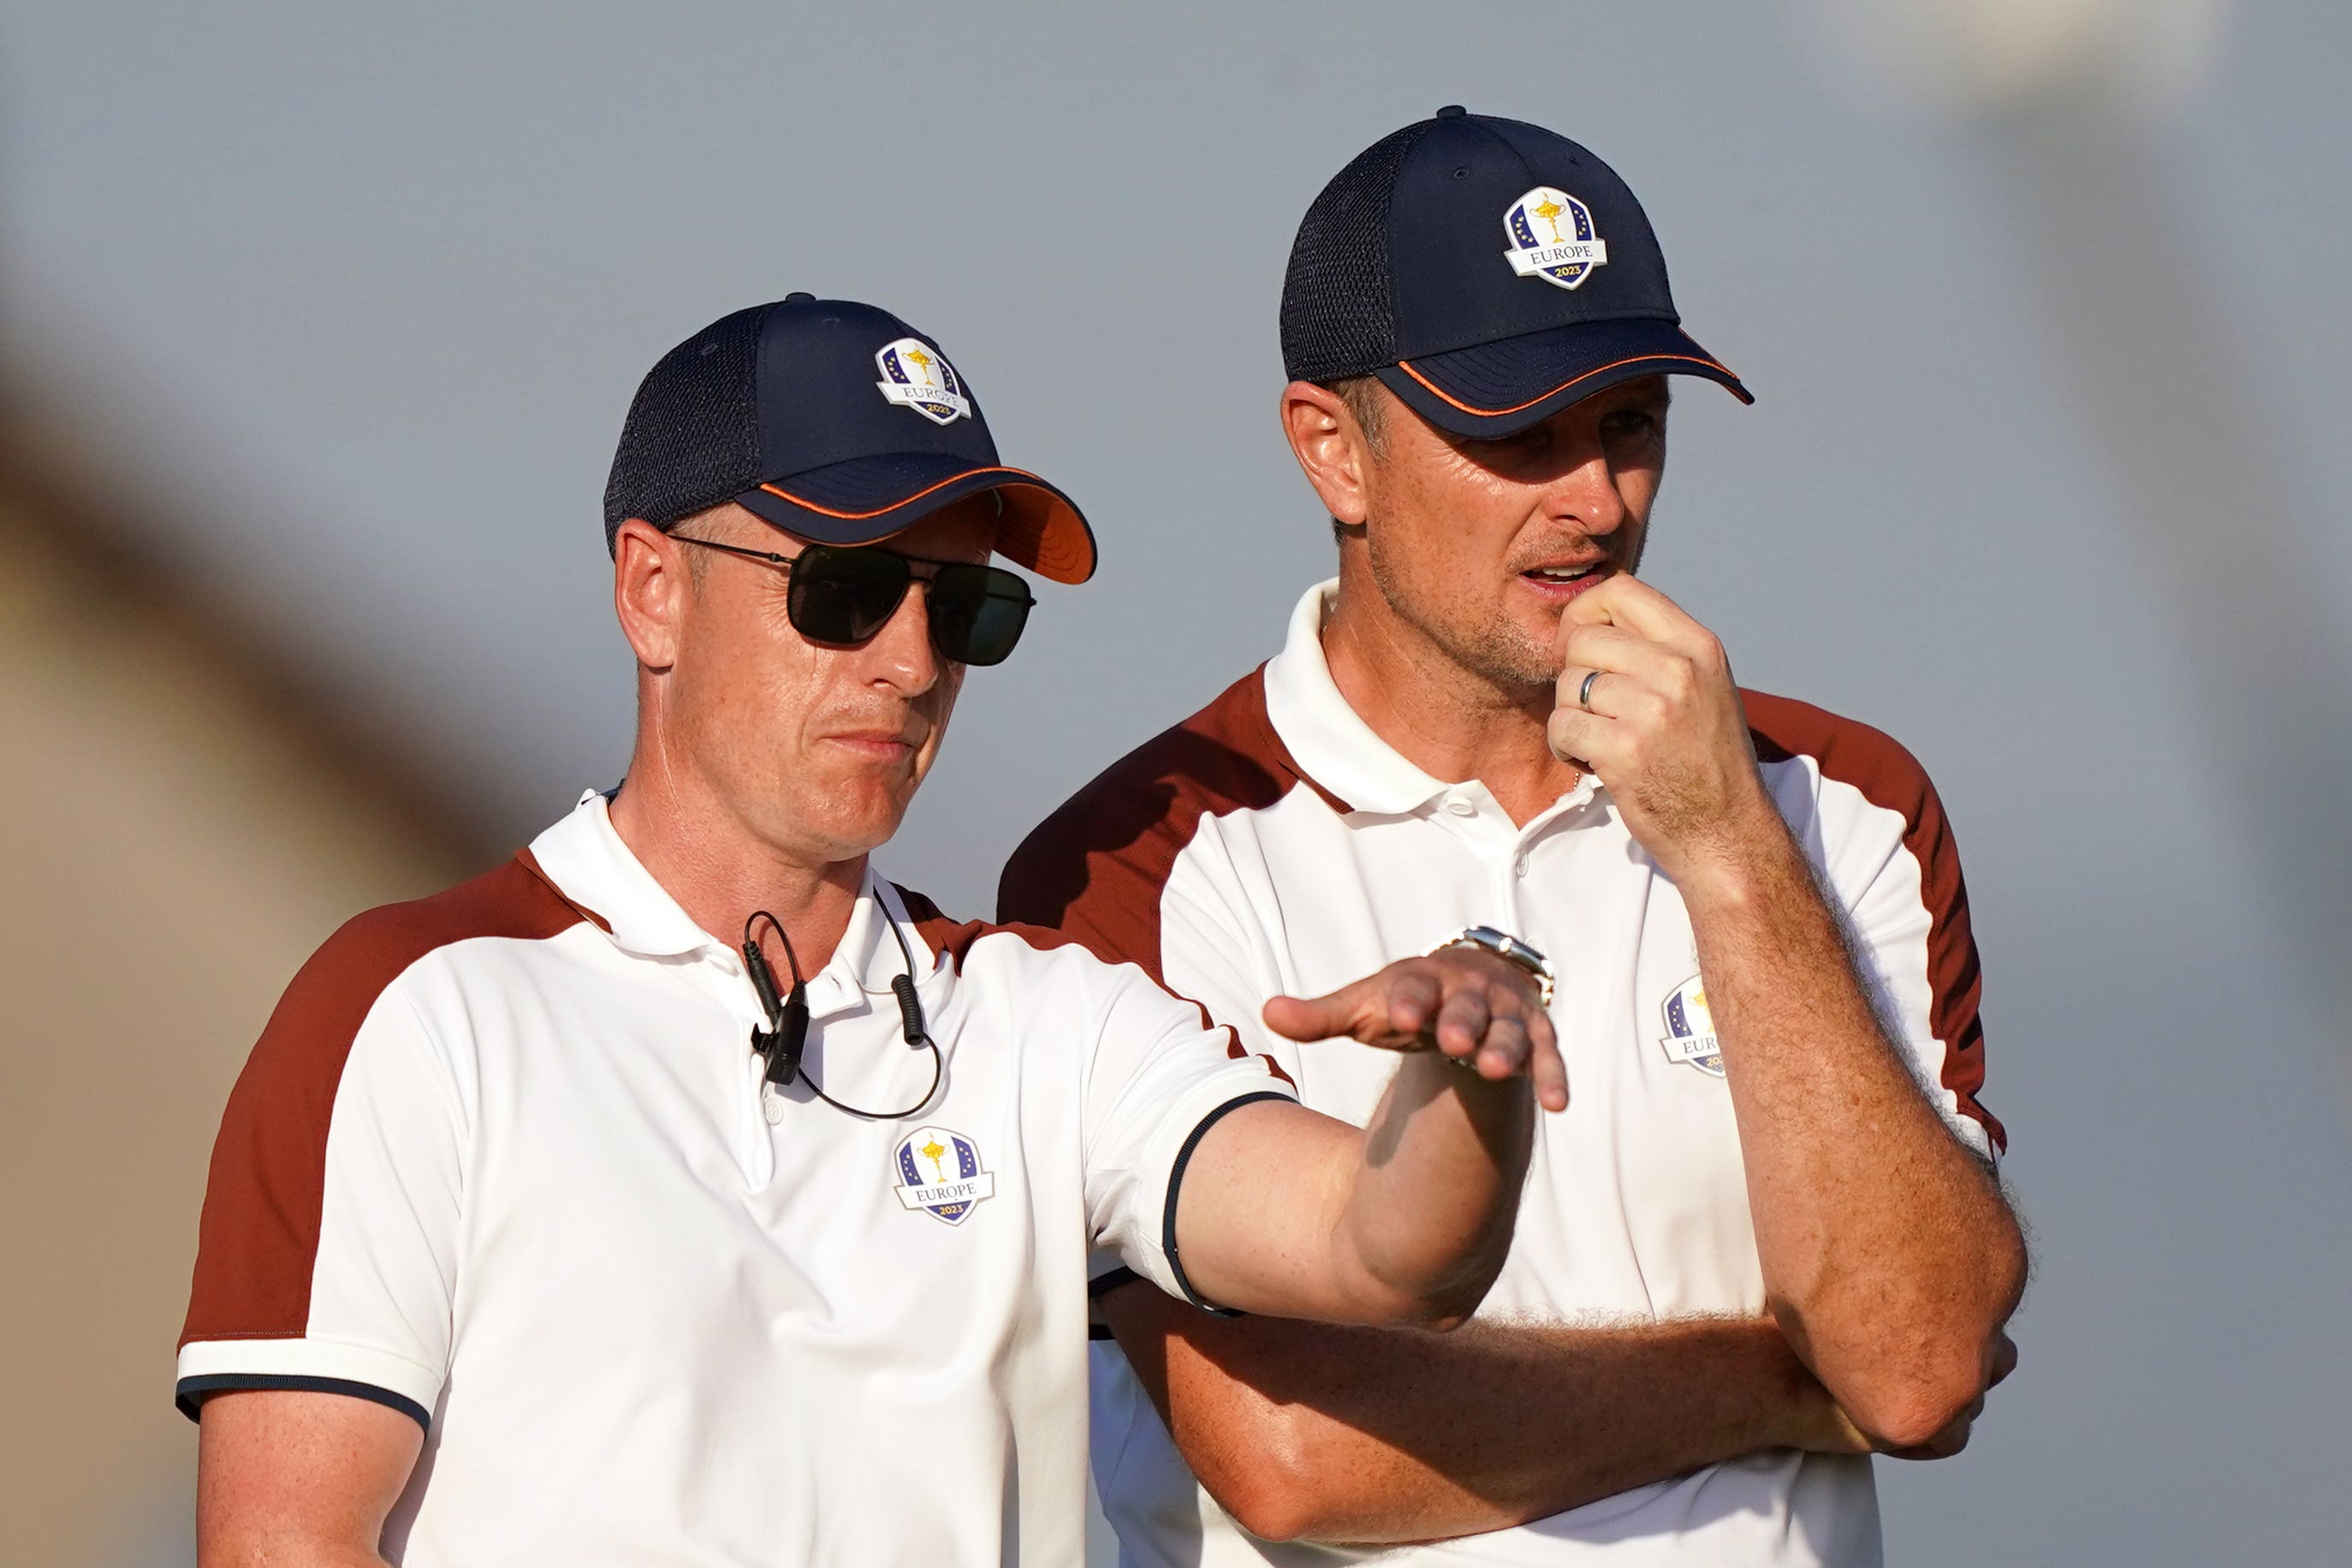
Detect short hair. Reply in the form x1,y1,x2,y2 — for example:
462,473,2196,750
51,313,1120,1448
1323,374,1387,458
664,502,736,589
1320,376,1384,543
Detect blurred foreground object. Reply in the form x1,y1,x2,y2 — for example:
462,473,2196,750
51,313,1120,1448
1799,0,2230,120
1794,0,2352,1117
0,391,496,1565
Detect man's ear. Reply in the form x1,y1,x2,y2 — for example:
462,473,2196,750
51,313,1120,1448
613,519,687,672
1279,381,1372,526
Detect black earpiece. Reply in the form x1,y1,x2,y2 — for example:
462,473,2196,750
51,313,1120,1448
772,986,810,1086
743,921,811,1086
742,905,940,1118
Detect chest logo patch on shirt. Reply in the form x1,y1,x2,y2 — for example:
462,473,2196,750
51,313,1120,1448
893,1126,995,1225
1659,974,1726,1078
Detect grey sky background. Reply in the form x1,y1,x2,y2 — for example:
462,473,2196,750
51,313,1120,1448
8,3,2349,1563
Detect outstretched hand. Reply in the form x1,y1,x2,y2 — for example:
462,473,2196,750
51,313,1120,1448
1263,951,1569,1113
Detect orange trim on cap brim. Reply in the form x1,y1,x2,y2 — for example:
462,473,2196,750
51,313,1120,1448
758,465,1053,520
761,465,1096,585
1393,352,1750,417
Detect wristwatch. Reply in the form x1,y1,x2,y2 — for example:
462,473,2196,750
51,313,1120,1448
1427,925,1557,1009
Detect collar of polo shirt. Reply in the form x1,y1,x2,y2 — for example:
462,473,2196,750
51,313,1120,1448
1263,581,1601,821
532,790,946,1019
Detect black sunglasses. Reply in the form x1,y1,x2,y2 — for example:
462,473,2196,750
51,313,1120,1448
670,537,1036,666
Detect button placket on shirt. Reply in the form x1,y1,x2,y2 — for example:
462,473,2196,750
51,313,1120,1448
683,946,784,1180
1494,776,1599,968
1423,787,1534,934
701,947,790,1126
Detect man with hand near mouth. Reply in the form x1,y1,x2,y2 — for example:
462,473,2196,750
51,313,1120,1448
1004,110,2026,1566
175,294,1565,1566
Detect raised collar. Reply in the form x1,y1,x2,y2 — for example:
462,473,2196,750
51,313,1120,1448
528,791,712,957
1262,580,1458,817
525,792,938,1017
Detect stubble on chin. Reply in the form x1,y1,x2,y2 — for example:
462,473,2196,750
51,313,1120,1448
1452,621,1560,693
1369,552,1559,697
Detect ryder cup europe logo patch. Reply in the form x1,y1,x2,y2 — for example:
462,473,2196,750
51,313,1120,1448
875,337,973,425
1658,974,1726,1078
893,1126,995,1226
1503,187,1609,291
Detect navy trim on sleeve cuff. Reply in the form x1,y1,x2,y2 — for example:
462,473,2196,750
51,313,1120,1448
1161,1090,1294,1316
175,1374,431,1431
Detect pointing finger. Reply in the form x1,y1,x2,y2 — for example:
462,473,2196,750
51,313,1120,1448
1262,984,1375,1044
1267,967,1447,1049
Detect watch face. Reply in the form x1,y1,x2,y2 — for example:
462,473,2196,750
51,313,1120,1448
1440,928,1554,1005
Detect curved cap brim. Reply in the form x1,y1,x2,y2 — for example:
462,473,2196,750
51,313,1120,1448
735,452,1096,585
1376,318,1752,439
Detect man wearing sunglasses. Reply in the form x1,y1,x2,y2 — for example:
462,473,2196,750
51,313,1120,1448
1006,110,2025,1566
174,294,1569,1567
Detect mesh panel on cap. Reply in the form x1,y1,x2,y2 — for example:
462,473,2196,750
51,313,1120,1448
603,304,769,549
1279,121,1436,383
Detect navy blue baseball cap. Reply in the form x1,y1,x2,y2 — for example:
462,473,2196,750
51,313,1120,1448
1280,107,1750,439
603,295,1096,584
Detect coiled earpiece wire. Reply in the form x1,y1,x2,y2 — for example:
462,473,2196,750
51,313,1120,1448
741,906,942,1119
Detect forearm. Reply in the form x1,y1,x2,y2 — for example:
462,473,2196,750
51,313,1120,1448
1118,1295,1850,1545
199,1534,389,1568
1332,1052,1533,1326
1177,950,1550,1326
1175,1065,1531,1327
195,1391,417,1568
1313,1317,1843,1543
1685,822,2025,1440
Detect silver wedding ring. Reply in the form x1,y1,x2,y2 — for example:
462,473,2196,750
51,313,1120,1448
1577,668,1602,710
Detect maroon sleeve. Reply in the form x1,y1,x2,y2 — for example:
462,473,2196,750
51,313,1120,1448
1746,692,2004,1153
179,855,585,1357
999,667,1313,986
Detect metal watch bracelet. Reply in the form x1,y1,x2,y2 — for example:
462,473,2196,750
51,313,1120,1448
1426,924,1557,1009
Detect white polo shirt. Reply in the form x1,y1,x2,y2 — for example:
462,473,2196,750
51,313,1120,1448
1001,582,2003,1568
177,791,1293,1566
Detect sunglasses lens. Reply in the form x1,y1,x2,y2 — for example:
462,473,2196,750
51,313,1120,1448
928,565,1034,666
787,546,913,644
